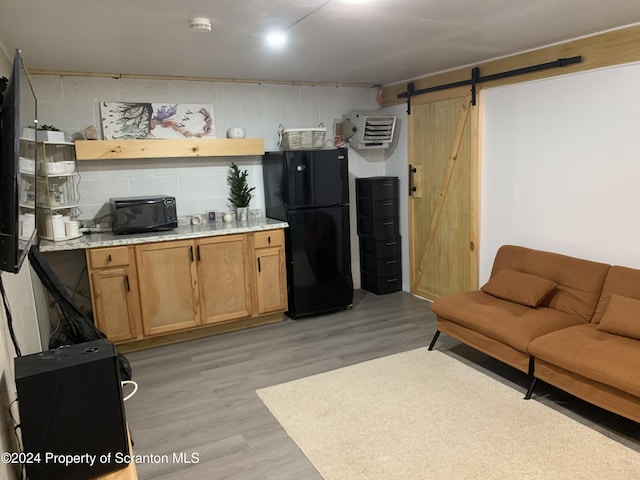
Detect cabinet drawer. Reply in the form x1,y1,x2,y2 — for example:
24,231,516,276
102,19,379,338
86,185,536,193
356,177,398,201
254,229,284,249
357,216,400,238
361,253,402,276
361,271,402,295
357,198,399,219
88,246,131,268
359,235,401,259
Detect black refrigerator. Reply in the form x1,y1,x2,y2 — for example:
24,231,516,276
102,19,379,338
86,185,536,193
263,148,354,319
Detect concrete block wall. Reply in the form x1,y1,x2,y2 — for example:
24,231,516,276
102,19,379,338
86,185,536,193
31,75,385,222
31,75,389,288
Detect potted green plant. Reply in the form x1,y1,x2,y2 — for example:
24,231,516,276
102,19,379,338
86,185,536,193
227,162,255,221
40,124,68,142
23,124,66,143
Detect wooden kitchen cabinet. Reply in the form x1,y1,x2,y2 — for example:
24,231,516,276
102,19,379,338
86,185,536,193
86,228,288,347
135,239,200,336
86,246,142,343
196,234,252,324
253,230,287,314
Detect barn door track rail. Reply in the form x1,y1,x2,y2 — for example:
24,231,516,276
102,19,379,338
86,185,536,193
398,55,582,113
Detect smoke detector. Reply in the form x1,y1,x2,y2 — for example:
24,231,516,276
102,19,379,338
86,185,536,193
189,17,212,32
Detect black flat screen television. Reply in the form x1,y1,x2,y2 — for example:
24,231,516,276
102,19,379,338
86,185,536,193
0,49,38,273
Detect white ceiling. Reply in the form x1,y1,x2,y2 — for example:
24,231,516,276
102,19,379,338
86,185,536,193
1,0,640,86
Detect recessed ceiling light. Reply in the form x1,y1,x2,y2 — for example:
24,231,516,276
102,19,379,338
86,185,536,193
266,30,287,49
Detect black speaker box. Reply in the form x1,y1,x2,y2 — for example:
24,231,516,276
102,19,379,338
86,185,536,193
15,339,129,480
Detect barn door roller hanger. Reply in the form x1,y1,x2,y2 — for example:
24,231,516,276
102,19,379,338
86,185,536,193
398,56,582,114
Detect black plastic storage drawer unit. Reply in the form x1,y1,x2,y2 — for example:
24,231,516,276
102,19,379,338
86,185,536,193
356,176,402,295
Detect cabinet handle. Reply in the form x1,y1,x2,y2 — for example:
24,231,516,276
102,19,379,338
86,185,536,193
257,257,261,273
386,278,398,283
197,245,201,261
382,202,393,206
125,275,130,292
383,221,394,226
189,245,194,262
385,241,397,246
382,183,392,187
386,260,397,264
268,236,271,244
107,254,112,263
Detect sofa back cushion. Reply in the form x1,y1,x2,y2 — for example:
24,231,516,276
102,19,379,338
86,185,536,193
491,245,610,322
592,265,640,324
596,294,640,339
481,270,557,307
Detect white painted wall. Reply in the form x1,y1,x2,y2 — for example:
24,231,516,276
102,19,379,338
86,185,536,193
381,104,409,291
480,61,640,282
31,75,385,288
36,62,640,299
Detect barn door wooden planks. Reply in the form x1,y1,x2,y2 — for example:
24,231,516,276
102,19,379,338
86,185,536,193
408,93,479,299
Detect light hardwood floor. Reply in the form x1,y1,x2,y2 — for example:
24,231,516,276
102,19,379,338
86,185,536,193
124,290,640,480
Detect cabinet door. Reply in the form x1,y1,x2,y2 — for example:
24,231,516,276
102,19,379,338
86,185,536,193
254,230,287,314
90,267,139,343
136,240,200,336
196,234,252,324
255,247,287,314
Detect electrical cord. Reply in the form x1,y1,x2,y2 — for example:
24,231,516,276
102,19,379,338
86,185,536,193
121,380,139,401
71,171,83,220
8,399,26,480
70,264,88,305
95,213,115,230
0,273,22,357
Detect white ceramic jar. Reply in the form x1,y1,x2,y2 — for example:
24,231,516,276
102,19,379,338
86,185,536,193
226,127,246,139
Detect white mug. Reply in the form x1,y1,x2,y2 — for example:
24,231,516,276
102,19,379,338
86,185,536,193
226,127,246,139
22,213,35,239
191,214,205,225
65,221,80,237
46,214,65,239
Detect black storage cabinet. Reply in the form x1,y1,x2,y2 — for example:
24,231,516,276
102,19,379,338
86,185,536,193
356,176,402,294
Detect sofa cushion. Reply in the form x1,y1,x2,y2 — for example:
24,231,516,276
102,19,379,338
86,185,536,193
592,265,640,324
596,294,640,340
529,324,640,398
431,291,584,353
481,270,557,307
490,245,610,322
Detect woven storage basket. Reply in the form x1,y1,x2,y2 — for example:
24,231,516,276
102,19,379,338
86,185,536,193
278,123,326,150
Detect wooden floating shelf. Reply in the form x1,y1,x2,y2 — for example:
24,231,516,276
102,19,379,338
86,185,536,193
75,138,265,160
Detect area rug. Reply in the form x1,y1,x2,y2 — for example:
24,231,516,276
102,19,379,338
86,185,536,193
256,349,640,480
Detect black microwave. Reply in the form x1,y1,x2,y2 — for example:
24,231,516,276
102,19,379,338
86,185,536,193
111,195,178,234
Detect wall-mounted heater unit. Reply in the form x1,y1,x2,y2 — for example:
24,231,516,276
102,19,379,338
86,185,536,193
342,112,396,149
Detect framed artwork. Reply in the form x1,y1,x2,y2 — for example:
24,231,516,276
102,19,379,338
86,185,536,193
100,102,216,139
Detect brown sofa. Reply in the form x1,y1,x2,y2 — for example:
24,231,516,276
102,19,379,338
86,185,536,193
429,244,640,423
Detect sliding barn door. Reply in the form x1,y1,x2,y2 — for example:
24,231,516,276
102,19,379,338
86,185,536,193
408,93,479,299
